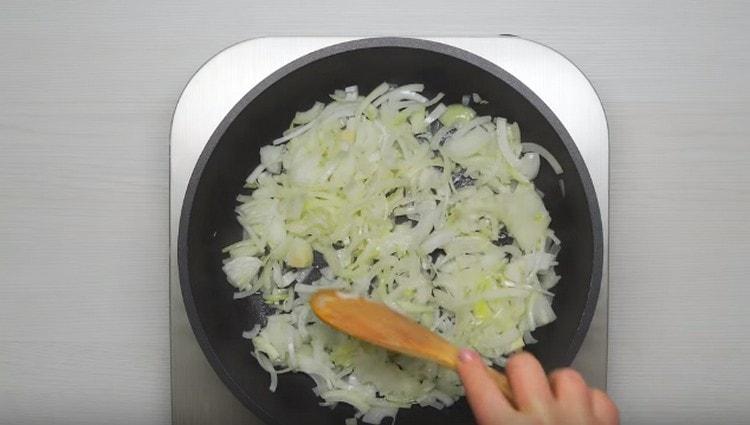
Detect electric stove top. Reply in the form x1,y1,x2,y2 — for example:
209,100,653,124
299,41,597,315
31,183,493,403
169,36,609,424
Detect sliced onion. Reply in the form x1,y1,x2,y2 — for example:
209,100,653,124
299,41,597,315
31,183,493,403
519,152,541,179
495,117,520,167
373,84,427,106
320,390,372,413
559,178,566,197
522,142,563,175
424,103,446,125
254,351,278,392
233,291,253,300
245,164,266,184
242,324,262,339
362,406,398,424
424,92,445,107
272,120,316,145
293,101,325,124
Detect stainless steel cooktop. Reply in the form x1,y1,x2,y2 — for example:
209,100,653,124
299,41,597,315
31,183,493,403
169,36,609,425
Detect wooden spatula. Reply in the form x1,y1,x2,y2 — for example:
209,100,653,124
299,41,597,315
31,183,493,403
310,289,514,402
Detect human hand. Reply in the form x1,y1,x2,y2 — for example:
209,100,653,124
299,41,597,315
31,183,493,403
457,350,619,425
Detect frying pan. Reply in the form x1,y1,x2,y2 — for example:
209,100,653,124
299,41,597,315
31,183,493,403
178,37,603,425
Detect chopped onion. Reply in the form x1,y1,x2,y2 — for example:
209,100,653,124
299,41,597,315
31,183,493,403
260,145,284,174
225,83,561,422
472,92,488,104
280,270,298,288
420,229,456,254
222,256,262,290
345,85,359,101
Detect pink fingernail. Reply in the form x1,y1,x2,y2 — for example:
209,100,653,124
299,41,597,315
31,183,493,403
458,349,478,363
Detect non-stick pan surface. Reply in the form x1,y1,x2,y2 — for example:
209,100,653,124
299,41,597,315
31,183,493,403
179,37,603,425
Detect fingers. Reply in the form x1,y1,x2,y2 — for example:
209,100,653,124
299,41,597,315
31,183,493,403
459,349,620,425
549,368,590,408
591,389,619,425
505,352,554,413
457,349,514,424
549,368,591,421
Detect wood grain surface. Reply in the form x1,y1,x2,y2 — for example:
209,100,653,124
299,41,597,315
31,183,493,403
1,1,749,424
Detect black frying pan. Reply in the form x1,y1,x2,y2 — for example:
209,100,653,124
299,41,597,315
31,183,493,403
179,37,603,425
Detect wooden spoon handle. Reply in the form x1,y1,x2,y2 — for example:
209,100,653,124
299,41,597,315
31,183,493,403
488,368,514,402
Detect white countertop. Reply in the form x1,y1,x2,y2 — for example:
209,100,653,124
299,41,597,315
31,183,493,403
1,1,749,424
